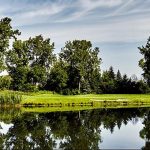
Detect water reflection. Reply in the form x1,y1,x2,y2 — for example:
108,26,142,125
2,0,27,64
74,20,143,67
0,107,149,149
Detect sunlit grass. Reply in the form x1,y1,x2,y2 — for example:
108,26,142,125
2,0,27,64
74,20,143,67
21,92,150,105
1,90,150,106
0,90,22,105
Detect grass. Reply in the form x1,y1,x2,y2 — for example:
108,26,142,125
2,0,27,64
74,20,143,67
0,91,150,114
0,90,22,105
21,91,150,106
1,90,150,107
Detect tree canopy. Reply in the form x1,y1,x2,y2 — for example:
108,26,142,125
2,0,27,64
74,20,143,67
139,37,150,86
0,17,149,94
59,40,101,93
6,35,55,91
0,17,20,72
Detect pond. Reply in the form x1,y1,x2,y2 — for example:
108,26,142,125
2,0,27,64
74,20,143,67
0,107,149,149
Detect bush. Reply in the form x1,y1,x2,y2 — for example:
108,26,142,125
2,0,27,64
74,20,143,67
22,83,38,92
61,88,80,95
71,89,80,95
0,75,12,90
61,88,72,95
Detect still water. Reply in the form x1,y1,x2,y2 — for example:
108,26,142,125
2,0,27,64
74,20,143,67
0,107,149,149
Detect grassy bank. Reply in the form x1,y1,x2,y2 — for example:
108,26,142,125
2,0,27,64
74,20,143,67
21,91,150,106
1,90,150,107
0,91,22,105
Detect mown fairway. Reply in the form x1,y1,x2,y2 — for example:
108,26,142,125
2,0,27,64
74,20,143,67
1,90,150,107
21,91,150,105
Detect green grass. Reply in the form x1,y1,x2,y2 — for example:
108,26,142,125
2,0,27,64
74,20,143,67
0,90,22,105
21,91,150,106
1,90,150,107
0,91,150,114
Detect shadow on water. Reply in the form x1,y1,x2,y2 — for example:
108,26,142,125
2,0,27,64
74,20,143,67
0,107,150,149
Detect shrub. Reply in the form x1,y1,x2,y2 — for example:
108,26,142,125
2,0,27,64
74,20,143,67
0,75,12,90
22,83,38,92
62,89,72,95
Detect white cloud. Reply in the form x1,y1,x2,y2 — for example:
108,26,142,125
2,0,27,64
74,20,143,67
1,0,150,45
0,0,125,25
18,13,150,50
17,3,66,18
79,0,123,9
56,0,123,22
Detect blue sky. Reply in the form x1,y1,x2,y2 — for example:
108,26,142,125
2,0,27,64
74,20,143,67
1,0,150,78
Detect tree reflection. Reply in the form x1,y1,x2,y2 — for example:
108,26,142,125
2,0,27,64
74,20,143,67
4,114,56,150
0,108,149,149
140,109,150,150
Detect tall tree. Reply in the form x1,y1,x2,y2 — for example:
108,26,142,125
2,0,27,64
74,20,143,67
7,35,55,91
100,67,116,94
108,66,115,80
138,37,150,86
0,17,20,72
59,40,101,93
6,40,30,90
116,70,122,81
28,35,55,86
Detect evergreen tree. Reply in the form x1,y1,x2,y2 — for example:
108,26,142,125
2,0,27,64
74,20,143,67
108,66,115,80
116,70,122,81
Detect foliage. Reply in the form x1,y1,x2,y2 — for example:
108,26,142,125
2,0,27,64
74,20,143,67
45,60,68,93
139,37,150,86
59,40,101,93
0,17,149,94
100,67,149,94
27,35,55,86
6,35,55,91
0,75,12,90
0,17,20,72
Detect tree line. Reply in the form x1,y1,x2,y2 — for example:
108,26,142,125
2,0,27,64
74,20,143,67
0,17,150,94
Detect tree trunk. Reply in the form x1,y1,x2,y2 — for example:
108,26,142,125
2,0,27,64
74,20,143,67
78,80,81,93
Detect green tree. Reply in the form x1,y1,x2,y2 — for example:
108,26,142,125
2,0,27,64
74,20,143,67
0,17,20,72
6,40,30,90
138,37,150,86
59,40,101,93
46,60,68,93
27,35,55,87
100,67,116,94
108,66,115,80
115,70,122,93
6,35,55,91
116,70,122,81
